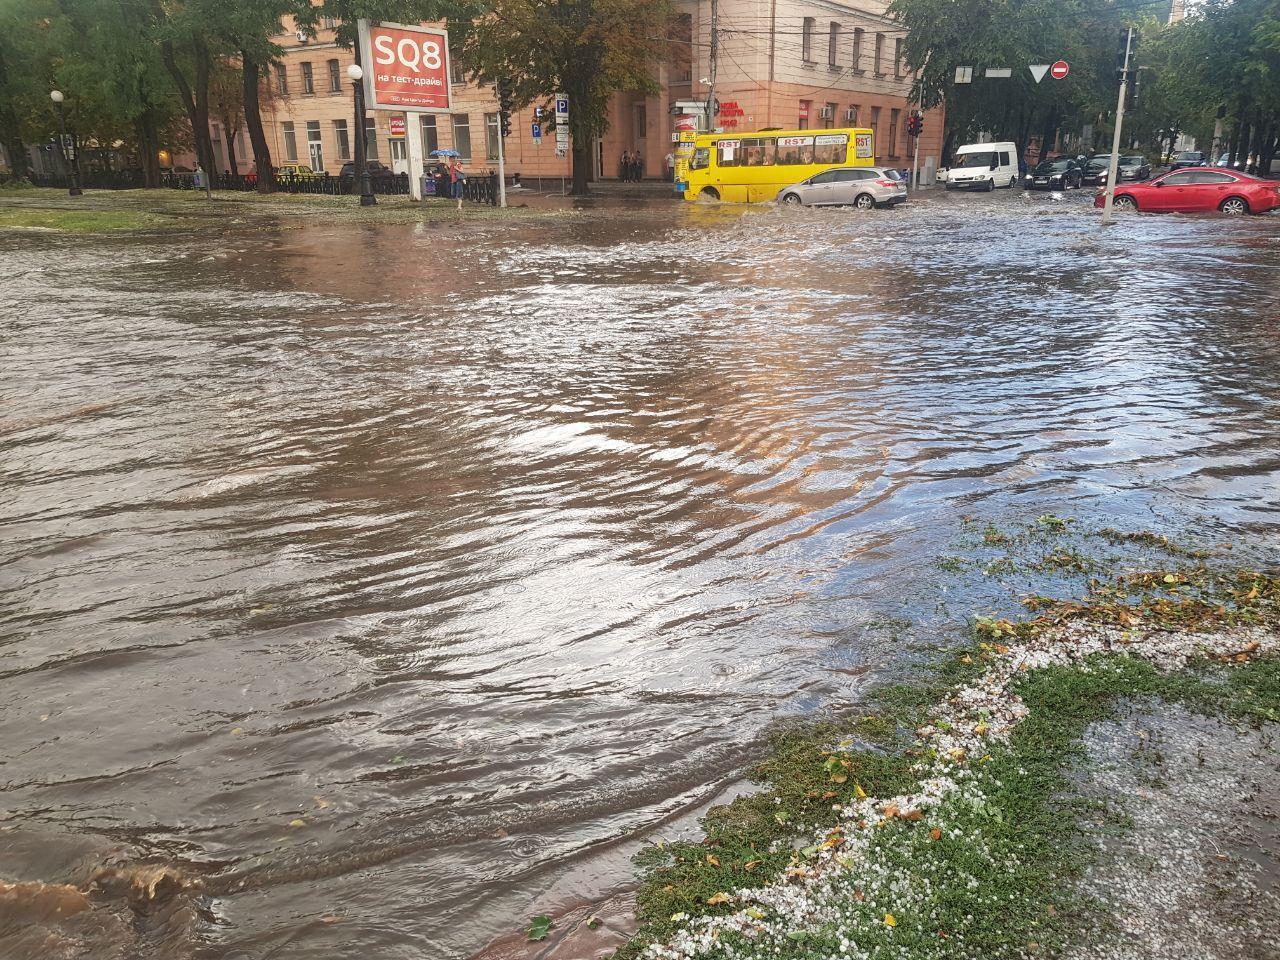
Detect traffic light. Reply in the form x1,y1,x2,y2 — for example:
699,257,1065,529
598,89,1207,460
497,78,514,139
1117,27,1138,79
906,113,923,138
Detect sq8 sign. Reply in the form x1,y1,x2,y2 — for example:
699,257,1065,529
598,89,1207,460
357,20,452,113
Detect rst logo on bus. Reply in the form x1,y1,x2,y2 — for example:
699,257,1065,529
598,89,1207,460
357,20,452,112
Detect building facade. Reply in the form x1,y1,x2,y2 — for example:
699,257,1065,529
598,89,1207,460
213,1,942,184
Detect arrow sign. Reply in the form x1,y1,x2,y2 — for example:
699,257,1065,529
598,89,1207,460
1029,64,1050,83
1051,60,1070,80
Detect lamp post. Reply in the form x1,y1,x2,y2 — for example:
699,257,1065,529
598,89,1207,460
49,90,82,196
346,64,376,207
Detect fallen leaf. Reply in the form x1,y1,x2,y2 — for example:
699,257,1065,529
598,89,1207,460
884,912,897,927
319,914,342,924
586,915,601,930
830,773,848,784
854,784,868,800
669,912,688,922
706,892,733,906
854,888,865,901
527,915,553,941
930,828,942,841
882,803,900,819
743,860,761,872
288,819,306,828
745,906,765,920
706,854,720,867
901,809,923,822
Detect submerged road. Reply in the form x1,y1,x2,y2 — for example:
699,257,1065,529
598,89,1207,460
2,189,1279,958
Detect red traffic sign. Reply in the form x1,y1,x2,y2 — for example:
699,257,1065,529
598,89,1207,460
1050,60,1070,80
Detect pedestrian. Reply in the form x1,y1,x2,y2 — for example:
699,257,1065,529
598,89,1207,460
635,153,645,181
622,150,633,182
665,151,674,181
449,156,466,210
618,152,628,181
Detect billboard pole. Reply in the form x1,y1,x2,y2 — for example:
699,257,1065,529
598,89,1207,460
1101,27,1135,226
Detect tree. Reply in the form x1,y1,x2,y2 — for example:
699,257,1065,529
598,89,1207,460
457,0,674,195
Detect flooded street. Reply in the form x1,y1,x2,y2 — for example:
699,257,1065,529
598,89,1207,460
2,190,1279,959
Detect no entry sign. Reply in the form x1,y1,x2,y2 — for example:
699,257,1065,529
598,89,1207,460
1050,60,1070,80
357,20,452,112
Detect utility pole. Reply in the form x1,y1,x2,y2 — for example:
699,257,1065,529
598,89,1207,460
1101,26,1136,226
706,0,718,133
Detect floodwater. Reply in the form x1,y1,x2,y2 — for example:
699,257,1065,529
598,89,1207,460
2,190,1279,959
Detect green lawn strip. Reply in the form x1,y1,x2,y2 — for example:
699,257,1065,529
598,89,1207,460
0,206,170,233
615,566,1280,960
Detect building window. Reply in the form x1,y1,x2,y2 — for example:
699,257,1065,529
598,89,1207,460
821,102,835,128
333,119,350,160
633,103,647,141
363,121,378,159
389,138,407,161
798,100,811,130
306,119,322,168
874,33,885,75
328,59,341,93
451,114,472,160
888,108,899,156
281,121,297,162
321,16,336,29
852,28,864,72
870,106,881,153
894,39,904,77
275,64,288,96
300,62,314,95
485,113,500,160
450,56,466,85
420,115,439,155
801,17,815,62
828,22,840,68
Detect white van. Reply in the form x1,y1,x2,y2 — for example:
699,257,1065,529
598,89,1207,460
942,142,1021,191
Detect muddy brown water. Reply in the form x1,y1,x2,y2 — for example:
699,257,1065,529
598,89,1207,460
2,191,1280,959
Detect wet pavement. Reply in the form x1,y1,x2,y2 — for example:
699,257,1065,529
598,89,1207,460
2,187,1279,960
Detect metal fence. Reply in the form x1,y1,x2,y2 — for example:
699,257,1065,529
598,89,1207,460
18,168,500,204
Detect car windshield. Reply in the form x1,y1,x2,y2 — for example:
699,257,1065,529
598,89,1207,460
1175,152,1201,160
878,169,903,180
1120,157,1144,166
955,151,997,168
1032,159,1070,174
1086,157,1111,169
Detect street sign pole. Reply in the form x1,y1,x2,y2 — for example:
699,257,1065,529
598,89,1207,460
1101,28,1135,226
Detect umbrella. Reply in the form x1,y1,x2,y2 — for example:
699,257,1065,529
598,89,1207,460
429,149,460,158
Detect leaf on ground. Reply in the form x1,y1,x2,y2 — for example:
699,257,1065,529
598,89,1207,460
746,906,765,920
527,915,553,941
706,892,733,906
743,860,761,872
669,912,688,922
884,912,897,927
586,915,601,930
706,854,720,867
854,784,868,799
930,827,942,841
288,819,306,828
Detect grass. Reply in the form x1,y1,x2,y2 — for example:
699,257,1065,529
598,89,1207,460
0,206,171,233
614,525,1280,960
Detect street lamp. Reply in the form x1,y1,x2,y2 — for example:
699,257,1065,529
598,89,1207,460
345,64,376,207
49,90,82,196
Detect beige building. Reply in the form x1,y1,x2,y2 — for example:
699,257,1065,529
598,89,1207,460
212,1,942,184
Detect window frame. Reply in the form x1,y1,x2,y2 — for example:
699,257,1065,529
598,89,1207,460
802,17,815,62
873,33,885,75
852,28,864,73
451,113,472,161
328,59,341,93
300,62,314,96
828,22,840,68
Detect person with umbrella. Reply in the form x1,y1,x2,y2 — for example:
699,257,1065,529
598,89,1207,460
430,149,464,209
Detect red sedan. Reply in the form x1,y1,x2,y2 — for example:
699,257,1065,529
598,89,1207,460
1094,168,1280,215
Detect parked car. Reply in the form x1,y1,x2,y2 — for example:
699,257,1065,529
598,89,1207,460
339,160,392,181
276,163,320,180
1168,150,1207,171
777,166,907,209
1081,154,1152,185
942,142,1021,190
1095,168,1280,215
1024,157,1084,190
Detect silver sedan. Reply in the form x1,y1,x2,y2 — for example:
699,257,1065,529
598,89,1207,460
777,167,907,209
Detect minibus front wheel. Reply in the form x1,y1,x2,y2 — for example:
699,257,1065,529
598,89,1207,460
697,187,720,202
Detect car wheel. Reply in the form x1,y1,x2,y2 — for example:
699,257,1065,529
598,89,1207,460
1219,196,1250,215
944,182,954,191
854,193,876,210
1113,195,1138,212
985,178,995,192
782,193,803,205
698,187,720,202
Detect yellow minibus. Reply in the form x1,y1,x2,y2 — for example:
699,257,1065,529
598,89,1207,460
675,127,875,203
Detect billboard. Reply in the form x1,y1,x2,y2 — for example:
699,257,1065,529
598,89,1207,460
357,20,452,113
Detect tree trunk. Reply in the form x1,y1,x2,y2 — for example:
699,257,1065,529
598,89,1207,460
1226,115,1243,164
941,127,957,167
222,116,239,175
240,50,275,193
0,43,29,179
162,38,216,177
1037,106,1060,164
134,113,161,187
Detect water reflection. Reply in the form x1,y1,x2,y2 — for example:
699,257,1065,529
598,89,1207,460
1,193,1278,958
